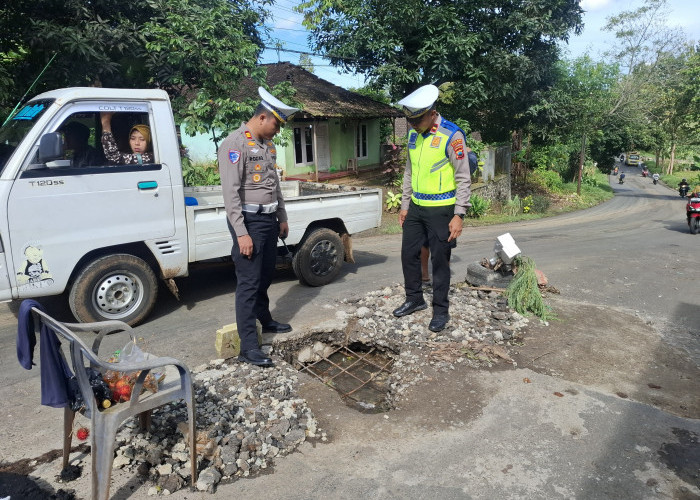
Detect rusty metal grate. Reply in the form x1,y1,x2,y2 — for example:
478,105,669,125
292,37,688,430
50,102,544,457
297,343,394,412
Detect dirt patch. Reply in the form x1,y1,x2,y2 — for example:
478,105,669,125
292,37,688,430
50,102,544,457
298,294,699,445
510,296,699,418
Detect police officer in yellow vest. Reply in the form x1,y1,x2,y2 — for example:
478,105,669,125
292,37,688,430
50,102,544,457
392,85,471,332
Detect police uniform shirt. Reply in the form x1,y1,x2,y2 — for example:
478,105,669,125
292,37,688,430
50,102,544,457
400,114,472,215
218,124,288,237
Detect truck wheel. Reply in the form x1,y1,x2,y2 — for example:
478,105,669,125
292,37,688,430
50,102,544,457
292,228,345,286
69,254,158,326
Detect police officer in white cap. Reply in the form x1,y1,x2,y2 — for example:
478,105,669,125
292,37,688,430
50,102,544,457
393,84,472,332
218,87,300,367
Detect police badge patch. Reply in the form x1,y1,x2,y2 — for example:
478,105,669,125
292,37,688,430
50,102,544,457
229,150,241,164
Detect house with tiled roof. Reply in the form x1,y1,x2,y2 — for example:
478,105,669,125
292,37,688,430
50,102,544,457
263,62,402,180
182,62,402,180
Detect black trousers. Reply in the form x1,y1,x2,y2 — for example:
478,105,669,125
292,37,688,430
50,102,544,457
401,201,455,315
228,213,278,352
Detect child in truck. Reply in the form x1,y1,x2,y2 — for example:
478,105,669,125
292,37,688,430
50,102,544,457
100,112,154,165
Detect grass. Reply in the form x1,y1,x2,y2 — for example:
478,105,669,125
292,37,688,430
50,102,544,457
339,168,615,235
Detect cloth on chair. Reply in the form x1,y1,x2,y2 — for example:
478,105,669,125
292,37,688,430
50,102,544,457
16,299,75,408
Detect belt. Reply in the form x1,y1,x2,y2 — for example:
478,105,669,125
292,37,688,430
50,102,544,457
242,202,278,214
413,190,456,201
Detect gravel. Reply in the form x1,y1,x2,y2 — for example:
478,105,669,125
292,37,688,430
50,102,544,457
71,280,530,495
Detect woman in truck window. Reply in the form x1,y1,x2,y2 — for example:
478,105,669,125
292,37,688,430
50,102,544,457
100,112,153,165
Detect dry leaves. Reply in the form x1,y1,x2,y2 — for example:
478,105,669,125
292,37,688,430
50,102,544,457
427,341,513,364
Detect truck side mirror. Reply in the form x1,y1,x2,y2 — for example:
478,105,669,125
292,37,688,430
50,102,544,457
38,132,64,163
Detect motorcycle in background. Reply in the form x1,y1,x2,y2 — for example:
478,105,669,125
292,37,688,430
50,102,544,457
687,195,700,234
618,173,625,184
680,185,689,197
652,173,660,185
641,166,649,177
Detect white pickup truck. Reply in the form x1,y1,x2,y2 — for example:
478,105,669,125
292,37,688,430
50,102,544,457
0,87,382,325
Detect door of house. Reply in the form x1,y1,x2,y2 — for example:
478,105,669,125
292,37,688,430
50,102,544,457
314,121,331,172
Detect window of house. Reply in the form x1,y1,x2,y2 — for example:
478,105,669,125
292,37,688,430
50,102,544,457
294,124,314,165
356,123,368,159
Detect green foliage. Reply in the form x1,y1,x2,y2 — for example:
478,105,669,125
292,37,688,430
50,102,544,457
530,169,564,193
531,195,551,213
385,191,402,212
297,0,583,143
0,0,270,134
467,194,491,218
505,256,555,321
299,53,315,73
503,195,521,217
182,160,221,187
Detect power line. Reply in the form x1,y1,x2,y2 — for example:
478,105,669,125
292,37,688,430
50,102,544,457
261,45,362,63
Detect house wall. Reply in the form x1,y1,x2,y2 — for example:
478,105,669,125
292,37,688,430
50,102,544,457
280,118,383,177
327,118,382,172
180,117,385,177
180,124,218,164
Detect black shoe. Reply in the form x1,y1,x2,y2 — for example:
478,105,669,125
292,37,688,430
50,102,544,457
261,320,292,333
238,348,274,367
393,300,428,318
429,313,450,332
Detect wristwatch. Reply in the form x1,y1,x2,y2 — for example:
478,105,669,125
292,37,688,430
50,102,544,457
456,213,465,220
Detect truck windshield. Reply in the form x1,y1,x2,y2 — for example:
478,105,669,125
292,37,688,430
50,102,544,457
0,99,54,174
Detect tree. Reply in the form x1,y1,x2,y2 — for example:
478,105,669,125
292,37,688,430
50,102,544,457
536,57,618,193
0,0,272,136
650,47,700,174
296,0,583,142
299,53,315,73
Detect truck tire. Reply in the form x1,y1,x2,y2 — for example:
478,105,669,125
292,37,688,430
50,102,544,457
69,254,158,326
292,228,345,287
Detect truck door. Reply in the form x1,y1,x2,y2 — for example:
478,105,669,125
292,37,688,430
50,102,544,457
6,102,175,297
0,234,12,301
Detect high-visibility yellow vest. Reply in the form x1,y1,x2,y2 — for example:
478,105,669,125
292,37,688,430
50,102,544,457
407,119,464,206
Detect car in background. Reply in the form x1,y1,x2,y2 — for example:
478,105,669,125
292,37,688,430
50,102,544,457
625,152,640,166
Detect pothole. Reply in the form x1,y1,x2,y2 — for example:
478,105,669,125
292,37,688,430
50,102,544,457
278,336,396,413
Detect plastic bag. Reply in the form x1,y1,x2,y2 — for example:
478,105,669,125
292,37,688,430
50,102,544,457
104,341,165,400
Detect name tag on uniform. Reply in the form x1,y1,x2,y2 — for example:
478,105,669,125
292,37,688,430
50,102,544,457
249,155,264,161
408,132,417,150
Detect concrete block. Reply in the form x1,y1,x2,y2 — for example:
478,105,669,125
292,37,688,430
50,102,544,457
215,322,263,358
494,233,521,264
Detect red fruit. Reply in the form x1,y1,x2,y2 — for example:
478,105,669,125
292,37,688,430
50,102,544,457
114,379,132,402
76,427,90,441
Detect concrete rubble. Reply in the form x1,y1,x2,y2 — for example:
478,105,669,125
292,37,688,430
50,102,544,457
62,280,531,496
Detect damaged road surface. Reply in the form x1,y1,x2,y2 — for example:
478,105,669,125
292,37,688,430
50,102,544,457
1,174,698,499
5,282,697,500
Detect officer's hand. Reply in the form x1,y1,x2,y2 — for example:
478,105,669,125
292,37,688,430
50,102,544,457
448,215,463,242
398,209,408,227
238,235,254,259
279,221,289,239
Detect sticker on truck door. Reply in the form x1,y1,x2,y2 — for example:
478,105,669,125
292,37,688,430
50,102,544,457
16,244,54,289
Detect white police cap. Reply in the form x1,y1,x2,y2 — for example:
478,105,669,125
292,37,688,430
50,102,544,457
258,87,299,123
396,84,439,119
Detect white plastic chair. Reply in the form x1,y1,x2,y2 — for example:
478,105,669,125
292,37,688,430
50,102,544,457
30,307,197,500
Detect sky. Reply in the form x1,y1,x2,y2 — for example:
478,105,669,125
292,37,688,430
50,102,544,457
259,0,700,90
